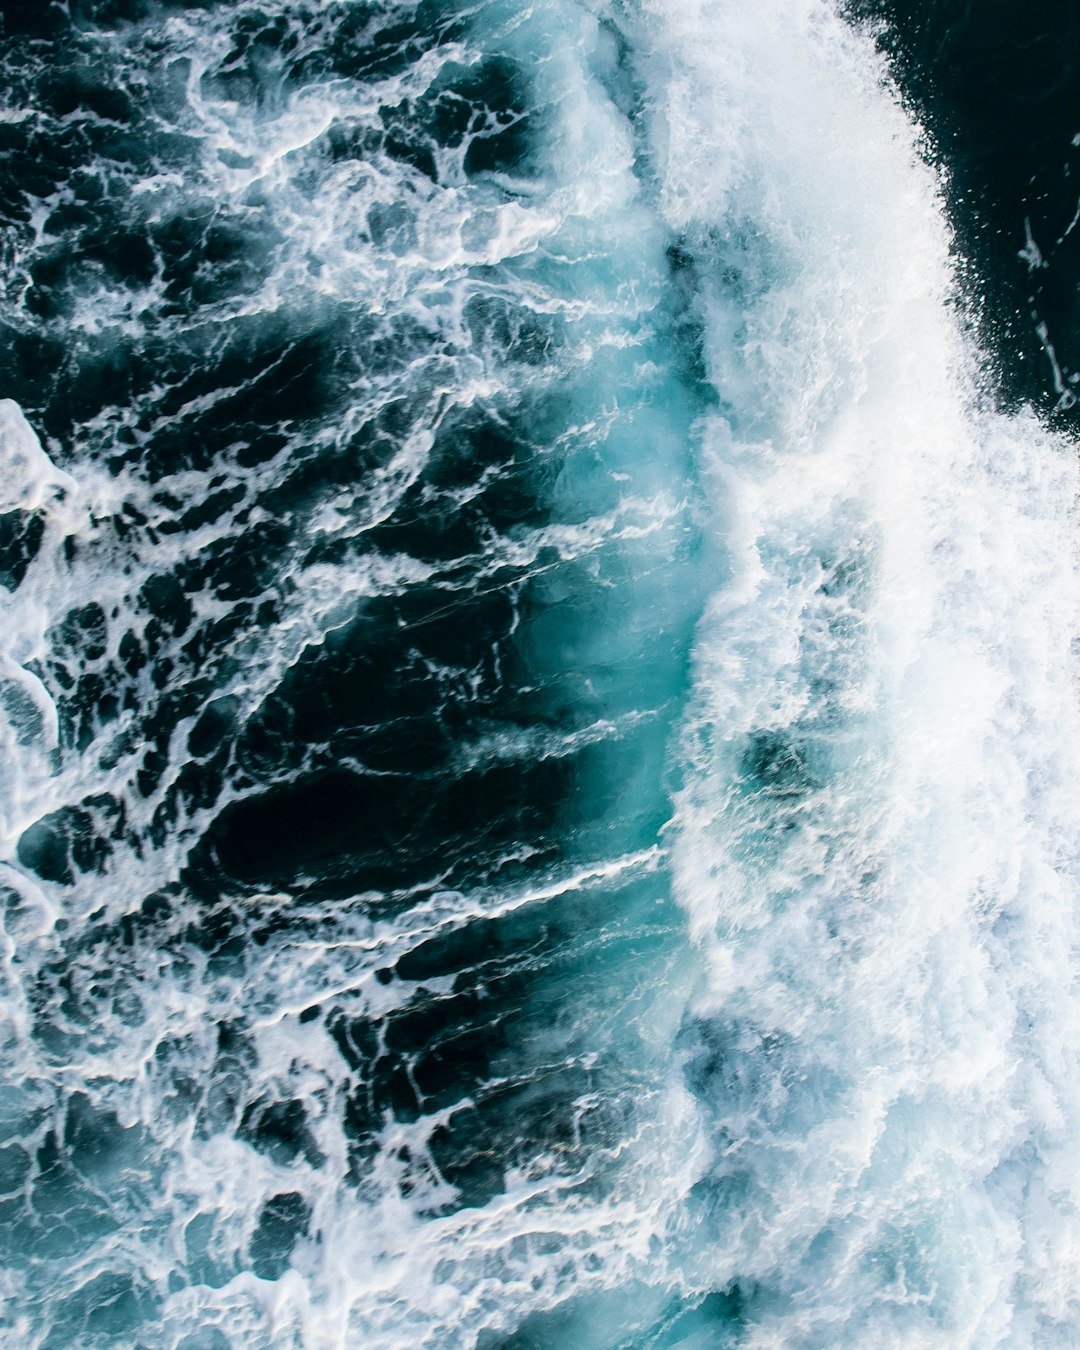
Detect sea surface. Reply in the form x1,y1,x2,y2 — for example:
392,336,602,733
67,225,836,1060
0,0,1079,1346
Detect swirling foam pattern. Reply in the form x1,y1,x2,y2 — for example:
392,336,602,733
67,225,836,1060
0,0,1077,1346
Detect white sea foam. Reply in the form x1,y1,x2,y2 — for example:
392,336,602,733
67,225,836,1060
0,1,704,1345
2,0,1077,1345
0,400,77,519
652,0,1080,1344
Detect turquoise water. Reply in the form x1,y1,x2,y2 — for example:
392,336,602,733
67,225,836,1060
0,0,1079,1345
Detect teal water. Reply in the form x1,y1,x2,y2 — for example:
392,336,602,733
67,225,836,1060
0,1,1079,1346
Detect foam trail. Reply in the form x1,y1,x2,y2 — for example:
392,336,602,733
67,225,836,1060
0,0,707,1344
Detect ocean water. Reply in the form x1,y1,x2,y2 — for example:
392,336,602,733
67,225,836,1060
0,0,1078,1346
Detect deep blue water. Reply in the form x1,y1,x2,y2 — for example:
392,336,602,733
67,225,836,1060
1,1,1079,1346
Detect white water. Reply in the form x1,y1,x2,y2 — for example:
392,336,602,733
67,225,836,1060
0,0,1078,1346
659,0,1080,1345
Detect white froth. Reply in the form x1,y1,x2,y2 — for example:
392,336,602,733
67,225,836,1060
0,399,77,519
0,0,705,1344
3,0,1079,1345
654,0,1080,1344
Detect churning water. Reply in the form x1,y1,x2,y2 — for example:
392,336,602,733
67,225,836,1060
1,0,1079,1345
